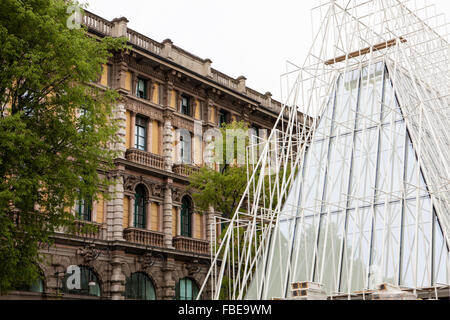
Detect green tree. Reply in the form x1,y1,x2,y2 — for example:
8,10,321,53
0,0,127,294
188,121,250,221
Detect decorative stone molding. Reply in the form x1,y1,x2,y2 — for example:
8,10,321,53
172,115,195,132
184,259,201,275
171,188,184,203
76,244,101,265
111,17,129,38
125,98,164,121
137,251,165,270
123,174,165,199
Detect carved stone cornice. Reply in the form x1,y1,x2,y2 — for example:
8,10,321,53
172,115,194,132
125,97,164,121
124,55,165,82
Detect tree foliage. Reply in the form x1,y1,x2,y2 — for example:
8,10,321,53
188,121,250,221
0,0,127,294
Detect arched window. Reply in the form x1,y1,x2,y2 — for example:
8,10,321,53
62,266,101,297
125,272,156,300
175,278,199,300
181,196,192,237
17,277,44,293
134,185,146,229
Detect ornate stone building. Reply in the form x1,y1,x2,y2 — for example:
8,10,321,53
4,11,308,300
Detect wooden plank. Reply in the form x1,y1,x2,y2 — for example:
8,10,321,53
325,37,407,65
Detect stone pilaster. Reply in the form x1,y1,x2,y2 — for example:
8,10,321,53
107,173,125,241
113,103,127,158
161,256,176,300
206,206,216,244
111,17,129,38
110,253,125,300
163,182,174,248
163,110,174,172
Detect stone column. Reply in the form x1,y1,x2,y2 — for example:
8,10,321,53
109,102,127,158
107,173,125,241
205,206,216,244
163,182,174,248
163,110,174,172
110,253,125,300
161,256,176,300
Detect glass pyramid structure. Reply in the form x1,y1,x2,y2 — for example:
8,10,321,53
245,61,450,299
199,0,450,300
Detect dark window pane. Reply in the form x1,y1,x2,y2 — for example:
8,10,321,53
181,197,192,237
134,186,146,229
125,273,156,300
181,96,190,116
136,78,147,99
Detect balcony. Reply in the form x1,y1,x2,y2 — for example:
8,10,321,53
71,220,106,240
172,164,200,177
123,228,165,247
173,236,210,255
125,148,164,170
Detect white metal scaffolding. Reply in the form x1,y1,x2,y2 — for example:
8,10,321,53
198,0,450,300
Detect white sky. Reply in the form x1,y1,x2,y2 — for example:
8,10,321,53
83,0,450,102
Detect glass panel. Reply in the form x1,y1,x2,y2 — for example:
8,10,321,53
401,197,432,288
247,62,450,298
433,214,449,286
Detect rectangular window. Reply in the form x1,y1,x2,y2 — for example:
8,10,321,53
136,77,148,99
180,95,191,116
135,116,147,151
219,110,228,126
180,135,192,164
76,198,92,221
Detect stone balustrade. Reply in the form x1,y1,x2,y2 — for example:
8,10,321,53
125,148,165,170
173,236,210,255
123,228,165,247
172,164,200,177
72,220,106,240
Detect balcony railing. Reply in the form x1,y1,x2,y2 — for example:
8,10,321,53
123,228,165,247
126,148,164,170
71,220,106,240
172,164,200,177
173,236,210,255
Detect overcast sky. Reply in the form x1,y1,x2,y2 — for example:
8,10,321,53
83,0,450,102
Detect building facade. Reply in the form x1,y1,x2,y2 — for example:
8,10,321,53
5,10,290,300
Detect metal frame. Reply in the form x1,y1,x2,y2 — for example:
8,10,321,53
198,0,450,300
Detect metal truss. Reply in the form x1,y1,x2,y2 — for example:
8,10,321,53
198,0,450,300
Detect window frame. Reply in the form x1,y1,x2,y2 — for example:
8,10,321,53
135,116,147,151
134,186,146,229
136,77,148,99
76,197,92,222
125,272,156,300
180,95,191,116
175,278,199,300
180,197,192,237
